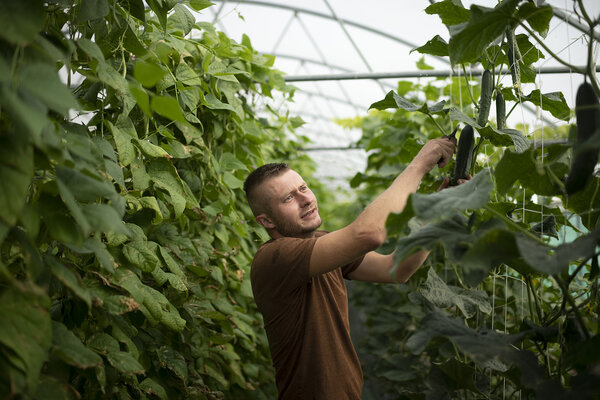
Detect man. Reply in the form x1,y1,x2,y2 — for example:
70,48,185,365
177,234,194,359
243,137,457,399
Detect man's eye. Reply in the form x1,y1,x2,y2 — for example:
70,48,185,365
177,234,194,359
300,186,308,192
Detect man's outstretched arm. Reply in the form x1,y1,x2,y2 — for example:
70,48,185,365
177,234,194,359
308,138,456,278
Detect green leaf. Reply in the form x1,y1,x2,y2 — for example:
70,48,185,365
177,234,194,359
106,351,145,374
123,242,160,272
46,256,92,309
156,346,188,383
516,3,553,37
143,286,186,331
56,165,116,202
370,90,446,114
448,0,520,65
19,63,79,116
522,90,571,121
134,61,166,88
189,0,215,12
412,35,449,57
51,321,102,369
0,0,44,44
172,4,196,35
203,93,236,113
134,138,170,158
76,0,110,22
425,0,471,26
420,268,492,318
460,226,523,285
0,283,51,393
81,204,129,235
223,171,243,189
151,95,186,122
176,62,203,86
77,38,105,62
106,117,137,167
139,196,164,224
393,214,471,263
495,145,567,196
148,158,199,217
139,378,168,399
411,169,493,222
517,230,600,276
0,133,34,226
0,85,48,141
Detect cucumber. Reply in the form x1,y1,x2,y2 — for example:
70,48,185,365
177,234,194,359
496,91,506,130
477,69,493,127
565,81,600,195
506,28,522,95
450,125,475,186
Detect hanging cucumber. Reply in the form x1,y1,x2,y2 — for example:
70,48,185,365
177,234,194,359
506,27,522,95
450,125,475,186
496,91,506,130
477,69,493,127
565,81,600,195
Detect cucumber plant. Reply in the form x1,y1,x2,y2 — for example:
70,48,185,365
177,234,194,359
345,1,600,399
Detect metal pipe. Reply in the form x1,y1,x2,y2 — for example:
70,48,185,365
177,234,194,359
283,65,595,82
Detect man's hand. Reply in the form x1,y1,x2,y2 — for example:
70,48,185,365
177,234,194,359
410,137,457,175
437,174,471,191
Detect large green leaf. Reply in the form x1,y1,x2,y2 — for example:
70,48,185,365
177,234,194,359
495,145,567,196
390,169,493,230
171,4,195,35
0,0,44,44
522,90,571,121
407,311,545,389
46,256,92,309
134,61,166,88
51,321,102,369
0,283,51,394
516,2,553,37
393,214,471,263
425,0,470,26
122,241,160,273
448,108,529,152
517,230,600,276
148,158,199,217
76,0,110,22
448,0,520,65
106,117,137,167
420,268,492,318
19,63,79,116
369,90,446,114
412,35,449,57
0,134,34,226
151,95,186,122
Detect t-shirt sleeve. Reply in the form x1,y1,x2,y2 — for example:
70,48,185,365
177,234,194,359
251,237,317,300
341,255,364,279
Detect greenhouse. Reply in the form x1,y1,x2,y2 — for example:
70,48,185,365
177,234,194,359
1,0,599,399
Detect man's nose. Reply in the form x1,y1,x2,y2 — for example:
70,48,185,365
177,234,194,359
298,192,311,206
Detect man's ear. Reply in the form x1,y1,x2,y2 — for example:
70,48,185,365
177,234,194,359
256,214,275,229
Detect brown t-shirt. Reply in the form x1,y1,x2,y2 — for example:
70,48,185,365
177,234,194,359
250,231,364,400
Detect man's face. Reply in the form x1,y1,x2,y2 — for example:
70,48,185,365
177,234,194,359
257,170,322,238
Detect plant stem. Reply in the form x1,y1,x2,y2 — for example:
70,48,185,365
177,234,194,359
461,64,479,110
518,23,584,75
484,205,548,245
426,113,446,136
555,276,591,340
525,274,544,324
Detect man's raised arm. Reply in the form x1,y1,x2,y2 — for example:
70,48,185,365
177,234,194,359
309,137,456,278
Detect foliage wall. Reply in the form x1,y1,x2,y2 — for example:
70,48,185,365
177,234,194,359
0,0,315,398
341,1,600,399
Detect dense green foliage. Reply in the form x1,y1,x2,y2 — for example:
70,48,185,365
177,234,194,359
342,1,600,399
0,0,319,398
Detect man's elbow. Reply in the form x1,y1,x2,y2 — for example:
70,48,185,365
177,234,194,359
355,225,386,252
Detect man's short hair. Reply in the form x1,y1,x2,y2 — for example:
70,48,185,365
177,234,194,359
244,163,290,216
